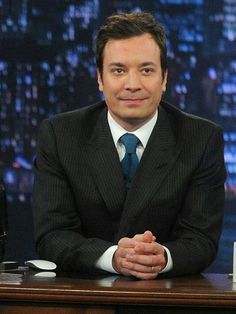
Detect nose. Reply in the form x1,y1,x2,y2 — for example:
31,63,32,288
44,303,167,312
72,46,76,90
124,71,141,92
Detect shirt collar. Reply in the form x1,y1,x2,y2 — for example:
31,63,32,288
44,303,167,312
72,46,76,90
107,110,158,148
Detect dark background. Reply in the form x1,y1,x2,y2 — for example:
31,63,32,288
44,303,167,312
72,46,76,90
0,0,235,273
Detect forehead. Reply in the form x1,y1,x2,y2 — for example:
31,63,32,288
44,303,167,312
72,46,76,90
103,33,161,65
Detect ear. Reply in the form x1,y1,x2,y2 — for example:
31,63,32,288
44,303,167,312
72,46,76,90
162,70,168,92
97,69,104,92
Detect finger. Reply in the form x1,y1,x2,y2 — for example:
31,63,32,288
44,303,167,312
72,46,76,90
132,233,146,241
121,261,161,279
114,245,135,260
112,247,135,273
126,252,166,269
115,262,158,279
122,259,162,272
126,245,167,269
133,231,156,243
134,241,164,255
143,230,156,243
129,270,159,280
118,237,136,248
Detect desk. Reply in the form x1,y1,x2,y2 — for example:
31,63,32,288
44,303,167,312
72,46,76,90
0,272,236,313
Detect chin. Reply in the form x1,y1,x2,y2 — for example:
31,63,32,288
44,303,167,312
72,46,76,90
122,115,150,124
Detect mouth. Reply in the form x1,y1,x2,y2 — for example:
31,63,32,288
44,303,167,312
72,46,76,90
118,98,148,105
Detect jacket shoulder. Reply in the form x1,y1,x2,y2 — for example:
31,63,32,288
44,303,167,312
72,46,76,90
161,100,223,133
40,101,106,134
49,101,106,124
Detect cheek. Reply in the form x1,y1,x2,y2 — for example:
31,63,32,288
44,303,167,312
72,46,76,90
105,82,123,96
145,84,162,97
156,79,166,93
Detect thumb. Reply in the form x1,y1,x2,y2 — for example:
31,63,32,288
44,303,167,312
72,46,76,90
143,230,156,243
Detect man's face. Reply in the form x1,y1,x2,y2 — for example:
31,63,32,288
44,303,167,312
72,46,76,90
97,33,168,131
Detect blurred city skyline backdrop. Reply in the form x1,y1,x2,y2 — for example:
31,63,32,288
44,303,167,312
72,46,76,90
0,0,236,273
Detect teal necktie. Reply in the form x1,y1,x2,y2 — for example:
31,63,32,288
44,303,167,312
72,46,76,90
120,133,140,190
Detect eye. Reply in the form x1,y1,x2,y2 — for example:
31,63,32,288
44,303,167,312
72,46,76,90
111,68,125,75
141,68,155,75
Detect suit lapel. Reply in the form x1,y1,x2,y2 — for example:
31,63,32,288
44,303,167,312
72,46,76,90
84,108,126,219
116,105,183,239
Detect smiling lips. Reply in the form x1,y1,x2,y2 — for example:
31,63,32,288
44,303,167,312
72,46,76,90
120,100,147,107
121,98,146,101
118,97,148,104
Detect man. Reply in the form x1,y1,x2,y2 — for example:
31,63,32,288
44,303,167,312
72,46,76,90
33,12,226,279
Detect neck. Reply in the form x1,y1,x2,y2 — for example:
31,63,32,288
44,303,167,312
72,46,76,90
109,112,156,132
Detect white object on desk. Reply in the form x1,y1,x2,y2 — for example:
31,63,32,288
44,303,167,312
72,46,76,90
233,242,236,283
25,259,57,271
34,271,56,278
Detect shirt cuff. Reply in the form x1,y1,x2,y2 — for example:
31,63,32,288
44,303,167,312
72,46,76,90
95,245,119,274
160,245,173,273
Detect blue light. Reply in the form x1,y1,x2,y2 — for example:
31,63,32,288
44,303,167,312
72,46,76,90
25,74,32,85
19,15,28,28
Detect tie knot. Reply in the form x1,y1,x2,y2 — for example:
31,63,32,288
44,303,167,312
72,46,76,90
120,133,140,154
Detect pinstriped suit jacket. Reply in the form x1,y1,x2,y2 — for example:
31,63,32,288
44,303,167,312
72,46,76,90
33,100,226,277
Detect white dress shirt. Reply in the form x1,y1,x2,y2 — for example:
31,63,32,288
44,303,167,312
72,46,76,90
95,110,173,274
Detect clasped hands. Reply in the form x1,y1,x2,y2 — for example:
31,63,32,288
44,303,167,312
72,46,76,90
112,230,167,279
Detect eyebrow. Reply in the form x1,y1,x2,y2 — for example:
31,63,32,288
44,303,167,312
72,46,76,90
108,63,125,68
108,62,157,68
140,62,157,67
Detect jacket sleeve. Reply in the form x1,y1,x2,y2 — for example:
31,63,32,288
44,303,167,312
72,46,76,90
33,119,113,273
163,126,227,277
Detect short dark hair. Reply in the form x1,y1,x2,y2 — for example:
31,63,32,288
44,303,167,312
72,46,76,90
95,12,167,78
